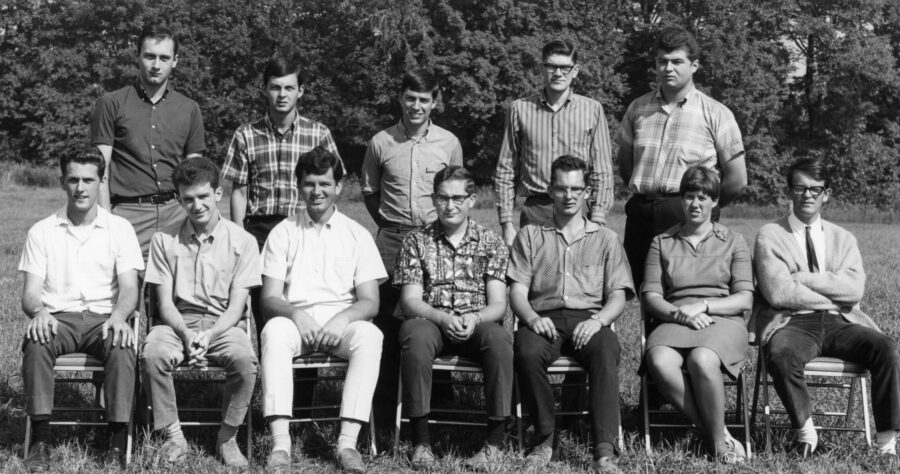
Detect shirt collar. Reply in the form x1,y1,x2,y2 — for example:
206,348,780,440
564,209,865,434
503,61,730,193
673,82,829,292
431,218,479,246
180,216,225,243
654,84,696,105
54,206,109,229
299,205,343,229
264,111,300,135
540,88,573,109
539,215,601,235
787,212,823,234
666,221,728,242
396,120,432,141
135,82,171,103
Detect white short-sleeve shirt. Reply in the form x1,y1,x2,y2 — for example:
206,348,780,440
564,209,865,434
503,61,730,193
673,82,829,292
17,207,145,314
262,207,387,323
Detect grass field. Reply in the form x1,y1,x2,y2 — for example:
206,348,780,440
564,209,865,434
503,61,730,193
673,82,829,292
0,184,898,473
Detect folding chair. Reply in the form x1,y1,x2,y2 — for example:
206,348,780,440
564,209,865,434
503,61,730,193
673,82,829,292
147,314,254,458
289,353,378,455
513,322,626,453
23,314,141,464
751,348,872,452
640,309,752,457
393,354,524,452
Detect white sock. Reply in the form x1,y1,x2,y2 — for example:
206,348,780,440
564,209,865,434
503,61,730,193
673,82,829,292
876,430,897,455
337,420,362,451
797,418,818,452
270,417,291,454
166,422,186,443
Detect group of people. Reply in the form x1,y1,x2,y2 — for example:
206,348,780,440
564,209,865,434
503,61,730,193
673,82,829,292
16,23,900,474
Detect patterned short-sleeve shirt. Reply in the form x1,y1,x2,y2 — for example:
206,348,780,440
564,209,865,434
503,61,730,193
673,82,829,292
394,219,509,316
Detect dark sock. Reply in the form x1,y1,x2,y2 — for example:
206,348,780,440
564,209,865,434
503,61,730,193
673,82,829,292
31,416,51,444
108,422,128,451
485,418,506,447
594,441,615,460
537,432,553,449
411,415,430,446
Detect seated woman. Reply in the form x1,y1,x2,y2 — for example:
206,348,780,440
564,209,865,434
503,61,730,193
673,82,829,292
641,166,754,464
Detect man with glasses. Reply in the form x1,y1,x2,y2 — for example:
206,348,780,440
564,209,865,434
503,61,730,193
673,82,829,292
361,69,463,433
754,157,900,459
493,39,614,248
510,156,634,473
617,26,746,288
393,166,511,471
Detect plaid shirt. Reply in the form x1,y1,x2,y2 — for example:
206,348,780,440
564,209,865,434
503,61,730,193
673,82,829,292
222,113,342,217
617,87,744,195
493,90,614,225
393,219,509,317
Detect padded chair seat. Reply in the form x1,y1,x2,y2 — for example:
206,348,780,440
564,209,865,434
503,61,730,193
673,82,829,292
54,353,104,368
805,357,868,375
548,356,584,371
432,355,481,371
292,352,348,367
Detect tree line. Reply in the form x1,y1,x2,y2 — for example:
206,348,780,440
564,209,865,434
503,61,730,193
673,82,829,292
1,0,898,208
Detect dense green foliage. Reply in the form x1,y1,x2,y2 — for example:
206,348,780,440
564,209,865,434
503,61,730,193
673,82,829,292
1,0,898,208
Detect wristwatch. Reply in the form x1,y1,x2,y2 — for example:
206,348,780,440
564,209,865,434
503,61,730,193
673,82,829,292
590,313,603,323
702,299,710,313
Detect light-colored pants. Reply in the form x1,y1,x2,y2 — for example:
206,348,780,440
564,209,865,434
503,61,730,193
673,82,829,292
261,316,382,422
140,315,258,430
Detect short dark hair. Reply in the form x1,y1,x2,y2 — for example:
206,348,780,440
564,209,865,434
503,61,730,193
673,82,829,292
655,26,700,61
433,165,475,195
172,157,220,190
263,56,305,88
542,40,578,64
59,146,105,180
400,69,440,99
295,146,343,183
787,157,831,189
137,25,178,56
550,155,589,185
679,166,720,200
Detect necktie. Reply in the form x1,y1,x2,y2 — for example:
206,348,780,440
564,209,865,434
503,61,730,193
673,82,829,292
805,226,820,272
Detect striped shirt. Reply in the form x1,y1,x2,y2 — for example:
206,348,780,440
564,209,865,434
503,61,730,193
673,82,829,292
493,90,614,225
221,113,342,217
617,87,744,195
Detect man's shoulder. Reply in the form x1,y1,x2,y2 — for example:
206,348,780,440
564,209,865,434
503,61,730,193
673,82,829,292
569,92,604,109
296,114,331,131
586,224,621,247
756,218,791,243
627,90,658,108
821,219,856,242
27,212,62,236
103,209,138,233
98,85,134,101
334,211,374,241
511,93,543,108
218,218,258,246
165,88,201,108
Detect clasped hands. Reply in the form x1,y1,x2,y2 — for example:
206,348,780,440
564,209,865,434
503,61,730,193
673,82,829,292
528,316,602,350
671,301,714,330
441,313,479,342
183,330,212,367
295,312,349,353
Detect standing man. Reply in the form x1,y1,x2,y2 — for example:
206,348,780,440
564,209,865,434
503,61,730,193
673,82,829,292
617,26,746,288
510,156,634,474
394,166,512,471
141,158,260,467
19,148,143,469
260,147,386,473
221,55,342,342
91,25,206,260
754,157,900,459
361,69,463,431
493,39,614,247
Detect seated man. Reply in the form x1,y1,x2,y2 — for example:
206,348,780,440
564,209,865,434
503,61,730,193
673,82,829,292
395,166,512,471
19,148,143,469
140,157,260,467
755,157,900,458
259,146,386,473
510,155,634,474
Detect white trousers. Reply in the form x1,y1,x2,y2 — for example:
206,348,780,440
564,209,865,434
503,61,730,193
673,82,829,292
261,316,383,422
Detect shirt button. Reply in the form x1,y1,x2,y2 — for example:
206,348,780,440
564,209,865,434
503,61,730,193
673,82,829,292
152,125,156,129
157,181,161,185
153,163,157,168
563,296,569,300
151,145,156,149
565,272,570,276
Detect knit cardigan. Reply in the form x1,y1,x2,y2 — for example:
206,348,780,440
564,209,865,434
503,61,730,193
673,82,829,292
750,215,880,344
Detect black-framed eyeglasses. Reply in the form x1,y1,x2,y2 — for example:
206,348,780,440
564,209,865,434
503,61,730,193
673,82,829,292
433,194,472,206
549,185,586,196
790,185,826,198
542,63,575,75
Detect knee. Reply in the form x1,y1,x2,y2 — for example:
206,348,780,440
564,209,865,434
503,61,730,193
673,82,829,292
514,334,542,368
140,343,176,371
645,346,679,373
685,348,723,378
873,337,900,367
766,341,804,373
261,317,294,347
350,321,383,355
399,320,436,353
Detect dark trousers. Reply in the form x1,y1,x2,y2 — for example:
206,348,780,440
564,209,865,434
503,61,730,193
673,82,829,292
400,319,513,419
622,194,683,290
244,214,316,412
23,311,136,422
766,312,900,432
514,309,621,455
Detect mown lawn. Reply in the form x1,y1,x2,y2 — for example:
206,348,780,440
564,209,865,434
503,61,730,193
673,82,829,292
0,184,898,473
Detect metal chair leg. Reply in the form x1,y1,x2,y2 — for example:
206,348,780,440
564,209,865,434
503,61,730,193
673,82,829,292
641,374,652,455
393,374,403,452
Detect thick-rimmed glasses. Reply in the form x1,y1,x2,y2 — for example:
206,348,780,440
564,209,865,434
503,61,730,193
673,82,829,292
433,194,472,206
543,63,575,76
549,185,586,196
790,186,826,198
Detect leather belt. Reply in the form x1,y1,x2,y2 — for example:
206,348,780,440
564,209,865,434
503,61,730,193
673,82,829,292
111,191,177,205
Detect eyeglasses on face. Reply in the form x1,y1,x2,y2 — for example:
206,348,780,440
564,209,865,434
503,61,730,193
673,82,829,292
543,63,575,75
549,185,586,196
433,194,472,206
790,185,826,198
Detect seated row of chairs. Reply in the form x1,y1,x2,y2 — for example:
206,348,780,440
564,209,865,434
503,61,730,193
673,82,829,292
23,298,872,466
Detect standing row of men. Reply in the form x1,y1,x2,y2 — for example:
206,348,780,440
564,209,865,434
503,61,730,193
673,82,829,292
18,22,900,474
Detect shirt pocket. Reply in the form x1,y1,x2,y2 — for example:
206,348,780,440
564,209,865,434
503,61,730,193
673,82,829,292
576,263,604,298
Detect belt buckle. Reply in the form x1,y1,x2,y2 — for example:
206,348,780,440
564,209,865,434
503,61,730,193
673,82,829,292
148,194,167,205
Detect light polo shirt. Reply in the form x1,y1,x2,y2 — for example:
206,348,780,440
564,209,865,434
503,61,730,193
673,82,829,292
145,217,261,318
360,121,463,227
262,207,387,321
787,212,825,273
618,86,744,195
507,218,635,312
17,207,144,314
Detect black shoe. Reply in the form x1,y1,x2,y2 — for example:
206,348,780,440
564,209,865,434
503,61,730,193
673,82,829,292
790,440,832,459
24,441,51,472
105,446,126,468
